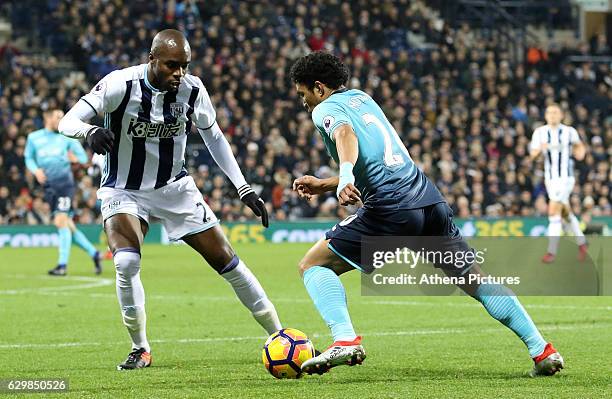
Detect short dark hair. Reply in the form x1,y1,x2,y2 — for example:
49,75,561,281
43,107,61,117
290,51,349,90
546,102,563,111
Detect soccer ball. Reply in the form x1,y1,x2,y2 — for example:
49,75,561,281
262,328,315,379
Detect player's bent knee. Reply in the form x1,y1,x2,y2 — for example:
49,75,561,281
104,215,145,252
53,214,69,229
298,257,316,276
216,254,240,274
548,201,563,216
207,247,235,272
561,206,570,219
113,248,141,278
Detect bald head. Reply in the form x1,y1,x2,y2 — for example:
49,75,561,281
148,29,191,92
150,29,191,57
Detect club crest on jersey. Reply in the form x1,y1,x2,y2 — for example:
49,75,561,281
170,103,186,118
323,115,335,133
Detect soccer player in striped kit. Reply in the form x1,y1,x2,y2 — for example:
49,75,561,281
530,104,587,263
58,30,282,369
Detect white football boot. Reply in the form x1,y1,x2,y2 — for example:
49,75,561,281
302,336,365,375
530,343,564,377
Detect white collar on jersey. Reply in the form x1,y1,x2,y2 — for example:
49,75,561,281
144,64,161,93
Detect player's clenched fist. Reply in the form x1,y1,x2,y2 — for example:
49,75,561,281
86,127,114,154
337,183,361,206
293,175,326,200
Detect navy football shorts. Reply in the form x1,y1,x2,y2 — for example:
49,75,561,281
325,202,475,276
43,182,75,214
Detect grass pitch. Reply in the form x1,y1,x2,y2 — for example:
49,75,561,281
0,243,610,398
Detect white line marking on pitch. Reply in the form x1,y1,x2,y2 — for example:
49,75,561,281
0,275,113,295
3,289,610,312
0,322,610,350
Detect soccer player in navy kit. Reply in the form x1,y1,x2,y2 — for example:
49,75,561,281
290,52,563,377
25,108,101,276
59,30,282,370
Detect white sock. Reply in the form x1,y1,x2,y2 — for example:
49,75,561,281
547,215,562,255
222,257,282,334
562,220,572,236
114,249,150,353
567,213,587,245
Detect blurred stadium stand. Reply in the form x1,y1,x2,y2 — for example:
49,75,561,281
0,0,609,226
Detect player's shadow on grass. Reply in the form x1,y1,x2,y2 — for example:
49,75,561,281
400,366,560,380
321,367,545,383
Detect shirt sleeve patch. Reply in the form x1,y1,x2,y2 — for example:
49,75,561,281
322,115,335,133
91,80,106,94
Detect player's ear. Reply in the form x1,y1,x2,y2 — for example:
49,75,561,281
314,81,324,96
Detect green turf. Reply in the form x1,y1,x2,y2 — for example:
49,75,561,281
0,244,610,398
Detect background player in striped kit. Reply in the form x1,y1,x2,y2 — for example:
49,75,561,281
58,30,282,370
25,108,101,276
530,104,587,263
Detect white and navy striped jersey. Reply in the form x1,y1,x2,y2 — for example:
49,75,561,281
530,124,581,180
81,64,215,191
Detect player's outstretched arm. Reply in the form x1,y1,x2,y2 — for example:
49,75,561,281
333,125,361,206
198,123,269,227
293,175,339,200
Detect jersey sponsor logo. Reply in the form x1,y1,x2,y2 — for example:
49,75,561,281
323,115,335,133
38,147,64,157
126,118,183,138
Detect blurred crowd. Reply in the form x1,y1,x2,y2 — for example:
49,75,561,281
0,0,610,226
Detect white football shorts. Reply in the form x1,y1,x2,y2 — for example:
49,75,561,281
545,177,575,204
98,176,218,241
